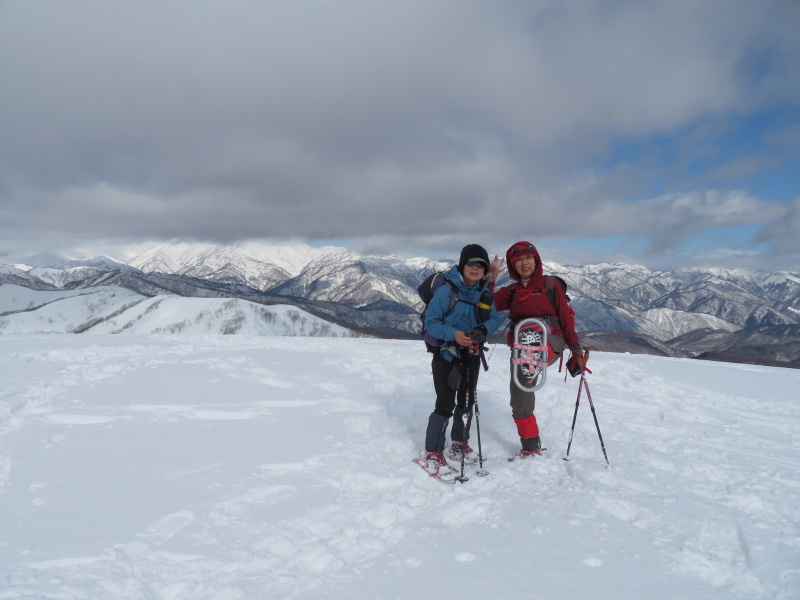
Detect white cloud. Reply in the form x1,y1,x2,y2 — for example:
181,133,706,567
0,0,798,269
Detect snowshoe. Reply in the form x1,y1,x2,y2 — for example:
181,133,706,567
446,441,480,465
508,447,547,462
412,452,459,483
511,318,551,392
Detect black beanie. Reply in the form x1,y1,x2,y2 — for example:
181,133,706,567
458,244,490,274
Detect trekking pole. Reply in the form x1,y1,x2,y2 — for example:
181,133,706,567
563,374,583,461
478,344,489,371
486,321,511,363
563,373,609,465
472,381,489,477
455,352,470,484
467,342,489,477
582,374,609,465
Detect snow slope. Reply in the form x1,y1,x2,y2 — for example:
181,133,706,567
0,285,129,316
1,336,798,599
0,289,355,338
84,297,356,337
637,307,741,339
0,287,146,334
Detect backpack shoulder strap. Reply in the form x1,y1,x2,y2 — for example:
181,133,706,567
543,275,556,311
443,279,459,316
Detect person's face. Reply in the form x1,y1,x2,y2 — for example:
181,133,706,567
514,254,537,279
463,260,486,285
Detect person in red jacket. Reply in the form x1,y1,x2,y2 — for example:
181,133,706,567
493,241,585,456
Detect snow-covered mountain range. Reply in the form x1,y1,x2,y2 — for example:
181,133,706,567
129,241,355,291
2,242,799,365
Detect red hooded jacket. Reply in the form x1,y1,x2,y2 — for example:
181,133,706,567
493,241,581,348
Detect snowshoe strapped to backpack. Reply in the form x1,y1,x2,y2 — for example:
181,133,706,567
511,318,551,391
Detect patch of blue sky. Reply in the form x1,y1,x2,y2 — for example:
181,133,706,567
598,106,800,202
688,108,799,200
595,133,682,200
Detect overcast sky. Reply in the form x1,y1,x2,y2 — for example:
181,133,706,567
1,0,799,270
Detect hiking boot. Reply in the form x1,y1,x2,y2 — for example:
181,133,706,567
521,435,542,452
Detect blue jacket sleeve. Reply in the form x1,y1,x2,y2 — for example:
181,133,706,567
424,284,458,342
482,304,504,336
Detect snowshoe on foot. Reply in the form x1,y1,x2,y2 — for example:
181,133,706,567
446,441,479,464
508,450,544,461
508,435,547,462
519,449,543,457
412,452,458,483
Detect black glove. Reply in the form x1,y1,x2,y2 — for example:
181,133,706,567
447,362,463,391
567,346,589,377
466,325,487,345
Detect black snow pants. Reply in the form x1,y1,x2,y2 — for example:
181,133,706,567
424,349,482,453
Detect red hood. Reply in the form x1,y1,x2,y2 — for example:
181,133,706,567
506,241,544,285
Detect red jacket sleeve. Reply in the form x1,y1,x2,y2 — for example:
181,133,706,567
493,284,512,312
553,284,581,348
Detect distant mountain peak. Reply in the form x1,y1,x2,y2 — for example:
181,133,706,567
58,256,134,271
129,240,355,283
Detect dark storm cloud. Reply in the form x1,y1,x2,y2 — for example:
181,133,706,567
1,0,799,267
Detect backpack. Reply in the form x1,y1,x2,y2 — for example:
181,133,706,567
544,275,572,313
418,272,459,351
417,271,493,352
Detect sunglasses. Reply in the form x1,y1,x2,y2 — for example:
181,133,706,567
466,259,488,269
511,245,537,257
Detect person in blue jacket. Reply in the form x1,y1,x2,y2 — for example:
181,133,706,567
422,244,504,471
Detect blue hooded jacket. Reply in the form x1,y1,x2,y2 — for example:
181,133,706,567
424,264,504,362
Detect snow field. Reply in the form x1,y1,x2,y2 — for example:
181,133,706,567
1,335,799,599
